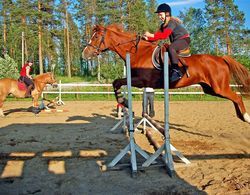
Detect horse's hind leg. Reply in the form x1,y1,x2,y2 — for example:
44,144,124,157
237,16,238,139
216,87,248,122
215,87,249,123
201,83,249,123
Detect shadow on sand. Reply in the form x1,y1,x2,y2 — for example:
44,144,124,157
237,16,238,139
1,113,247,194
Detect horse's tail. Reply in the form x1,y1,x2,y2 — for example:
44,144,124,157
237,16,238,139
222,55,250,96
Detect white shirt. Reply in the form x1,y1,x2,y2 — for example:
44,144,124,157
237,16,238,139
145,87,154,92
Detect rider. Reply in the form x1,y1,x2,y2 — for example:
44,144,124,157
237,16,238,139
19,59,34,97
143,3,191,83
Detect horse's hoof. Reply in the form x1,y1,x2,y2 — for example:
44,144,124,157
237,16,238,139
0,112,5,117
243,113,250,124
32,107,41,115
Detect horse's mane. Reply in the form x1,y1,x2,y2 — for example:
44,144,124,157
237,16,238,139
105,24,154,46
94,24,155,46
34,72,51,81
106,24,136,37
106,24,124,32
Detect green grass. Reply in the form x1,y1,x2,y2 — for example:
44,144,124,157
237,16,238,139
39,93,224,101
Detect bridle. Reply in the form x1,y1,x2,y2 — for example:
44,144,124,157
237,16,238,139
86,28,108,55
86,27,141,55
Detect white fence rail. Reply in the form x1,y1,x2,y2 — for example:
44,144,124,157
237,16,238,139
42,80,241,103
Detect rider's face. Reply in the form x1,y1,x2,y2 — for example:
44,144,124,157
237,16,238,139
158,12,170,22
28,62,33,66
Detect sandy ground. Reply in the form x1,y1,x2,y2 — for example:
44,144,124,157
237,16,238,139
0,100,249,195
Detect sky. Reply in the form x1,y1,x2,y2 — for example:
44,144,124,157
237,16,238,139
157,0,250,29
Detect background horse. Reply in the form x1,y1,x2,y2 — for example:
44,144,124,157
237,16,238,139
0,72,57,116
82,24,250,124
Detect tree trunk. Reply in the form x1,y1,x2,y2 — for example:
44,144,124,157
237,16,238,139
226,31,232,55
64,0,71,78
38,0,43,74
22,32,25,66
3,9,7,47
21,15,27,64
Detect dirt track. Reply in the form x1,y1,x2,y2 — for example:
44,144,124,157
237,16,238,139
0,100,249,194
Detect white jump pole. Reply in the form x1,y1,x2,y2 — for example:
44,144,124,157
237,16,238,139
108,53,150,175
56,80,65,105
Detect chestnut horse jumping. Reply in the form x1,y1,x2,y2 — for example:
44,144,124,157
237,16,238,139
83,24,250,124
0,72,57,116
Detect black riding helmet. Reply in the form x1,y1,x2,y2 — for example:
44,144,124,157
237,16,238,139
155,3,171,16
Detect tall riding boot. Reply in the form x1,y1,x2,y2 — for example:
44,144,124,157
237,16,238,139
170,64,183,83
25,85,33,98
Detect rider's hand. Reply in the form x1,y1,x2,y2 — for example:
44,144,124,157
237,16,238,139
142,35,148,40
144,31,154,38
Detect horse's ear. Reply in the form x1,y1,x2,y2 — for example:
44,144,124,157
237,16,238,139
93,25,99,32
93,24,103,32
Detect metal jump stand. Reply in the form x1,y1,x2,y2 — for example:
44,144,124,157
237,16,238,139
56,80,65,106
108,52,189,177
141,53,190,176
108,53,150,175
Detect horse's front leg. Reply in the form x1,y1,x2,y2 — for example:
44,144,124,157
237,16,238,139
32,93,40,108
0,101,5,117
31,93,41,114
113,77,144,107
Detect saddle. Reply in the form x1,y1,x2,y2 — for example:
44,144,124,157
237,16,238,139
152,44,191,71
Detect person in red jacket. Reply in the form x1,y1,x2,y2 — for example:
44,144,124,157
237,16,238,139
143,3,191,83
19,59,34,97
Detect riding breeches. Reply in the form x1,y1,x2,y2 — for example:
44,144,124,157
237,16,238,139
19,76,34,87
168,37,191,65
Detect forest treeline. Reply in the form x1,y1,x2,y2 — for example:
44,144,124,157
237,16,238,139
0,0,249,81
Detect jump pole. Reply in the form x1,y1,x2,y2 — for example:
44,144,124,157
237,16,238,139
142,52,175,176
108,53,150,175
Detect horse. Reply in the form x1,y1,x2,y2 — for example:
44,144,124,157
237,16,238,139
0,72,57,116
82,24,250,124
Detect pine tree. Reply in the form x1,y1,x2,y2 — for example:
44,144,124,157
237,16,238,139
179,8,209,54
146,0,159,32
0,54,19,79
205,0,245,55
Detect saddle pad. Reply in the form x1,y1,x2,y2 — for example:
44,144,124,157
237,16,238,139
18,81,27,91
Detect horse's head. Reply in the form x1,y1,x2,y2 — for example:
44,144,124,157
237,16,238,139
47,72,57,86
34,72,57,87
82,25,109,59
